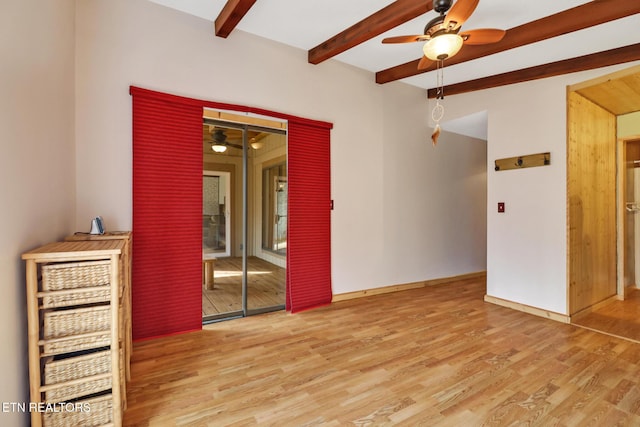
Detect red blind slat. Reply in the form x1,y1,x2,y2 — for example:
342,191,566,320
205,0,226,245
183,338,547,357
132,93,203,340
287,122,332,312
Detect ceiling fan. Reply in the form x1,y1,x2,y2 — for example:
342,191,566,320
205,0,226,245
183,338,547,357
205,128,243,153
204,126,266,153
382,0,505,70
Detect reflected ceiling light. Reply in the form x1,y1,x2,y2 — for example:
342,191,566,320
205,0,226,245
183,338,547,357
250,138,263,150
211,128,228,152
422,33,463,61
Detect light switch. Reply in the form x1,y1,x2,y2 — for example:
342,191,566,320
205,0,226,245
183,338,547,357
498,202,505,213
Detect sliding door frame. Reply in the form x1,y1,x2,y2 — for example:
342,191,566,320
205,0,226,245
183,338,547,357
203,118,287,322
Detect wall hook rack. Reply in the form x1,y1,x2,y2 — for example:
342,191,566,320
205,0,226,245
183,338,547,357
494,152,551,171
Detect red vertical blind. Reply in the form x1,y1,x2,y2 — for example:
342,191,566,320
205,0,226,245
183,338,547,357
131,88,203,340
286,122,333,312
130,87,333,338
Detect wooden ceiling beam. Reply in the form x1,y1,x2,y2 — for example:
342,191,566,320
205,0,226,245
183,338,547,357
377,0,640,84
426,43,640,98
215,0,257,38
308,0,433,65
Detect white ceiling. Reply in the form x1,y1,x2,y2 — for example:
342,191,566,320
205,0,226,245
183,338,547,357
148,0,640,139
148,0,639,88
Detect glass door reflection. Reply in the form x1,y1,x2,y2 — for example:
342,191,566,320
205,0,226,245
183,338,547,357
246,129,287,314
202,118,286,322
274,177,287,252
203,172,230,258
202,123,243,321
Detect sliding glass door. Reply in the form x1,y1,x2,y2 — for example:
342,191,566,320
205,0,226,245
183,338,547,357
202,117,286,322
247,131,287,314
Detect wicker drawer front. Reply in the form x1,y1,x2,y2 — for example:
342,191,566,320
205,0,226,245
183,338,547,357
43,333,111,355
42,394,113,427
43,306,111,340
44,350,111,385
42,260,110,291
44,375,112,404
42,288,111,309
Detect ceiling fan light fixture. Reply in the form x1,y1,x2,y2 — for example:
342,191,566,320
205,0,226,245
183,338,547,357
212,144,227,153
423,33,463,61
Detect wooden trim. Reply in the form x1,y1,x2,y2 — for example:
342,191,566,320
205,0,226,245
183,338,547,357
308,0,433,65
332,271,486,302
565,86,572,317
484,294,570,324
25,259,41,427
203,108,287,131
214,0,257,38
109,253,122,422
332,282,425,302
376,1,640,84
618,135,629,299
426,43,640,98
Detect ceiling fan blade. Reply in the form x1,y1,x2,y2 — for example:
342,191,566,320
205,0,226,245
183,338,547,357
418,55,433,70
444,0,479,30
460,28,506,45
382,35,428,44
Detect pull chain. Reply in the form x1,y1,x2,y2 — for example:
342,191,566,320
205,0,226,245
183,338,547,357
436,58,444,100
431,59,445,146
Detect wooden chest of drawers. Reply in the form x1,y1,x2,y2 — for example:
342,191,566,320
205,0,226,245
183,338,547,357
22,240,128,427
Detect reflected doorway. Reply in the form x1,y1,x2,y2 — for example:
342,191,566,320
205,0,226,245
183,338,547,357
263,165,287,255
202,115,287,322
203,171,230,258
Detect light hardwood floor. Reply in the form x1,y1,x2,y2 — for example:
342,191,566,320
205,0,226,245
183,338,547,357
125,277,640,426
202,257,285,317
572,288,640,343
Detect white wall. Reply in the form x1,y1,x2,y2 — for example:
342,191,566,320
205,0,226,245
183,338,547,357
436,62,640,315
75,0,487,296
619,111,640,137
381,83,487,286
0,1,76,425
